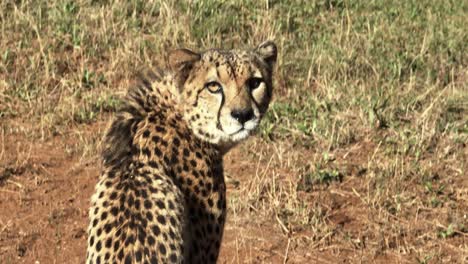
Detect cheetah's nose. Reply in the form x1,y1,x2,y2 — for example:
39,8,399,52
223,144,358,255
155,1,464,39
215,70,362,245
231,108,254,124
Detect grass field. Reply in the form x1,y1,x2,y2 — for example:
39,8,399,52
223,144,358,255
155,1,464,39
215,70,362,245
0,0,467,263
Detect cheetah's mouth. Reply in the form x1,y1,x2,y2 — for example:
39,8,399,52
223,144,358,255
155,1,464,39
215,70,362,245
229,127,247,135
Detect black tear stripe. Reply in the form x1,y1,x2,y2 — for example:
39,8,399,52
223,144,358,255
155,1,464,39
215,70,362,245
212,66,225,132
216,92,225,131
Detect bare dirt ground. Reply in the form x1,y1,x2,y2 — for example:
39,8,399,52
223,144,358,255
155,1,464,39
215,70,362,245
1,118,466,264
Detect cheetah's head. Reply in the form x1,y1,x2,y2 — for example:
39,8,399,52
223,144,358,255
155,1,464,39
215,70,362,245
169,41,277,150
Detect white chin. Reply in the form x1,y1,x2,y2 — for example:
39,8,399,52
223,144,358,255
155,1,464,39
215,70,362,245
229,129,250,142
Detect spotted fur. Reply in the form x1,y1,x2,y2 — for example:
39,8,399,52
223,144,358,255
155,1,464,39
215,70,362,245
86,41,277,264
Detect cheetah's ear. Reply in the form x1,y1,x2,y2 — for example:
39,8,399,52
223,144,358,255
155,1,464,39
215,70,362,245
254,41,277,68
168,49,201,72
168,49,201,90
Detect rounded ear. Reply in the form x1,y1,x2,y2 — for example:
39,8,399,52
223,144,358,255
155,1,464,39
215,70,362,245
168,48,201,71
167,49,201,90
254,41,277,67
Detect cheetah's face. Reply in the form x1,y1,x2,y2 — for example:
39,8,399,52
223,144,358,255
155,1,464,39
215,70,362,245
169,42,277,149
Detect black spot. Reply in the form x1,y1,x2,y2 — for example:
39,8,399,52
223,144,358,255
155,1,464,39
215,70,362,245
97,228,102,236
170,155,178,164
127,195,135,207
190,160,197,167
152,225,161,236
156,200,165,209
154,147,162,156
105,238,112,248
96,256,101,264
157,215,166,225
173,137,180,147
168,200,175,210
169,229,176,239
152,135,160,143
186,178,193,186
169,216,177,226
195,152,202,159
118,249,124,260
114,240,120,251
183,148,190,157
92,219,98,227
147,235,155,245
89,235,95,246
207,199,214,207
148,161,159,168
135,250,142,262
155,126,166,133
146,211,154,221
107,171,116,178
144,200,153,209
150,256,158,264
125,254,132,264
95,240,102,252
119,193,126,204
115,182,124,190
104,223,112,234
142,130,151,138
110,206,119,216
170,254,178,262
159,244,167,255
98,191,104,198
101,212,108,221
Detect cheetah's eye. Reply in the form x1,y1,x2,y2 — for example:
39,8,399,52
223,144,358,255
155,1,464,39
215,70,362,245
205,81,223,94
246,77,263,91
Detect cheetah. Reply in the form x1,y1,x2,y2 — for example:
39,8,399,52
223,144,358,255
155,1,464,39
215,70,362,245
86,41,277,264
